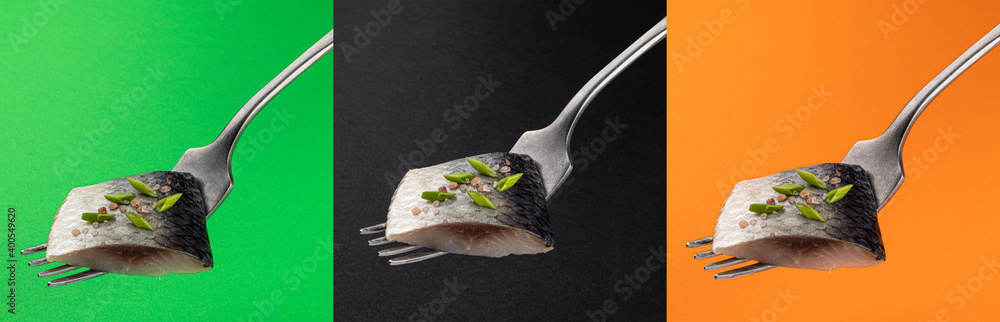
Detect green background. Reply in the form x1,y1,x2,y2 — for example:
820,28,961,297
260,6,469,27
0,1,332,321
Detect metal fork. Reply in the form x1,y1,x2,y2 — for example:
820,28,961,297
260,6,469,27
688,22,1000,280
361,18,667,265
21,29,334,286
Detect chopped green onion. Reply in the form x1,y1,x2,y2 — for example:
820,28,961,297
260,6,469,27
495,173,523,192
795,169,828,190
421,191,456,201
81,212,115,222
125,212,155,230
127,177,159,198
104,192,136,204
467,191,497,209
749,204,784,214
824,184,854,204
772,184,805,195
465,157,498,178
444,172,476,183
154,193,184,212
794,203,825,222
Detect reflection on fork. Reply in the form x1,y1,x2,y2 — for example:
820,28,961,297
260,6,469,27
20,243,110,286
685,236,778,280
360,223,448,265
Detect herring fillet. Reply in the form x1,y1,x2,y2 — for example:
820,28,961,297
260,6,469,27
45,171,212,277
712,163,885,271
385,152,554,258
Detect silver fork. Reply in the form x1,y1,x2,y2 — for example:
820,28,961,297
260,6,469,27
360,18,667,265
21,29,334,286
688,22,1000,280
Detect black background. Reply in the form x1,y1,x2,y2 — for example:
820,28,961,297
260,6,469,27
334,1,665,320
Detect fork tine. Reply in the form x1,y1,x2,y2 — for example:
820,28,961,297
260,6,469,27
368,236,394,246
378,245,423,257
28,258,51,267
389,250,448,265
48,270,108,287
38,264,82,277
704,257,749,270
360,223,386,235
685,236,713,248
21,243,47,255
715,263,778,280
694,250,719,260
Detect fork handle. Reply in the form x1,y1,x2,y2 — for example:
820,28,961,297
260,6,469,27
870,23,1000,161
210,30,334,159
548,18,665,157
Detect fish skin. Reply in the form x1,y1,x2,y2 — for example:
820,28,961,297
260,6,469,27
45,171,212,276
712,163,885,269
385,152,554,257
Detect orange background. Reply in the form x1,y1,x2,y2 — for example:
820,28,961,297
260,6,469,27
668,1,1000,321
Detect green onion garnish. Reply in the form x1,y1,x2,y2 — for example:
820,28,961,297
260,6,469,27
421,191,456,201
81,212,115,222
154,193,184,212
104,192,136,204
772,184,805,196
465,157,498,178
127,177,159,198
794,203,825,222
444,172,476,183
467,191,497,209
795,169,828,190
824,184,853,204
749,204,784,214
125,212,155,230
495,173,523,192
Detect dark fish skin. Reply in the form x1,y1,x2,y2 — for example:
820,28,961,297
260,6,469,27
477,152,554,248
713,163,884,264
139,171,214,268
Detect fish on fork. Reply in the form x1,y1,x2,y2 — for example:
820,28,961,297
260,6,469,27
361,18,668,265
687,22,1000,279
21,30,334,286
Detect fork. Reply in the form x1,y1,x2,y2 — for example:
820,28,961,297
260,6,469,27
687,22,1000,280
21,29,334,286
360,18,667,265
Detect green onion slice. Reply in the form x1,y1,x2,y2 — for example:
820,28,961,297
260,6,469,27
467,191,497,209
154,193,184,212
495,173,523,192
772,184,805,195
824,184,853,204
749,204,784,214
104,192,136,204
125,212,155,230
127,177,159,198
444,172,476,183
421,191,456,201
795,169,828,190
794,203,825,222
81,212,115,222
465,157,498,178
